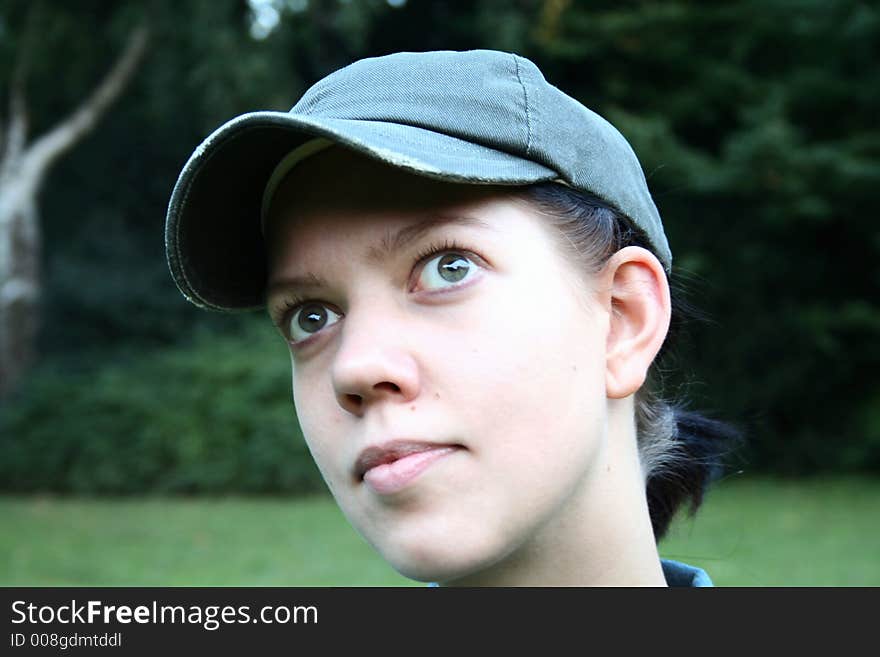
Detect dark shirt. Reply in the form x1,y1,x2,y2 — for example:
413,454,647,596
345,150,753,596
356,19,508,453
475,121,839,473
661,558,713,587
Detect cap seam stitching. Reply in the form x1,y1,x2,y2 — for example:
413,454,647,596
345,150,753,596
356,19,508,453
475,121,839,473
512,55,532,156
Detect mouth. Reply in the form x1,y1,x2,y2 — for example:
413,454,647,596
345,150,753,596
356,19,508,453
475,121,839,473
354,440,462,495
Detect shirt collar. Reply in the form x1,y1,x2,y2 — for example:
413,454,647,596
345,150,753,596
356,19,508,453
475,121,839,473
661,558,714,587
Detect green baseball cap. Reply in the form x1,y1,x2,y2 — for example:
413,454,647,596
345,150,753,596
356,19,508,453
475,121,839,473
165,49,671,311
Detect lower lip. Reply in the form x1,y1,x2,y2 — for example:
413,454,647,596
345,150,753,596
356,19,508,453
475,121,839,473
362,446,459,495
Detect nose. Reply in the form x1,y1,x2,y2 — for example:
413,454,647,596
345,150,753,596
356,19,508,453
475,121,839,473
330,303,421,416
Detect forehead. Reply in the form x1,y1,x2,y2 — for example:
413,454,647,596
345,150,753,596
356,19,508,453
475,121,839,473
264,146,532,260
262,146,582,294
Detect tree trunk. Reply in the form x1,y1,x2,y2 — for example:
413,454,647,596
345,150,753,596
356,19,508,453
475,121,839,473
0,188,40,396
0,23,149,398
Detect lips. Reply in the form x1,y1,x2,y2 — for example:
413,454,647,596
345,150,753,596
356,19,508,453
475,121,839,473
354,440,461,494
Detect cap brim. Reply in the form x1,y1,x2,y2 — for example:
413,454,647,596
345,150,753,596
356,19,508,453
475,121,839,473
165,111,559,311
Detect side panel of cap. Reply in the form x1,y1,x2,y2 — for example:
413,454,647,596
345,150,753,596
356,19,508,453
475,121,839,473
516,56,673,271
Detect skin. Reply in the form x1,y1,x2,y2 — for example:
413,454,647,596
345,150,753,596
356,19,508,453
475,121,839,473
264,146,672,586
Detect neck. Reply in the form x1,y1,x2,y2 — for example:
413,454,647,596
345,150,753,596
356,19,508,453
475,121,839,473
443,399,667,587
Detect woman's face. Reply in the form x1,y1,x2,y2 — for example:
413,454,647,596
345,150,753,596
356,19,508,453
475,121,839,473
265,148,613,583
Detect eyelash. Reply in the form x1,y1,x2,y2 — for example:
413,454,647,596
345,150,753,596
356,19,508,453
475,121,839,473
412,237,468,265
273,238,478,342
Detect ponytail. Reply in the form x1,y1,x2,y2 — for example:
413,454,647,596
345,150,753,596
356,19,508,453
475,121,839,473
645,406,743,540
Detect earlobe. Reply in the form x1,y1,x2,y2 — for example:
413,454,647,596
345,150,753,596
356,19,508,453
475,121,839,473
603,247,671,399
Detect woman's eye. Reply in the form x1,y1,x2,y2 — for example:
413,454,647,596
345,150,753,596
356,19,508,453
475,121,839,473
281,249,478,344
417,252,478,291
287,302,342,343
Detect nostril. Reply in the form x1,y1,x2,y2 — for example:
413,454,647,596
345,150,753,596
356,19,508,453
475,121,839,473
341,382,403,411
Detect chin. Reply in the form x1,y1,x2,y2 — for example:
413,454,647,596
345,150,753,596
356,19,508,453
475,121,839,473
375,523,511,584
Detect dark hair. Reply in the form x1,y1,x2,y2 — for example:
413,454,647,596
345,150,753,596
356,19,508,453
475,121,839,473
515,182,742,540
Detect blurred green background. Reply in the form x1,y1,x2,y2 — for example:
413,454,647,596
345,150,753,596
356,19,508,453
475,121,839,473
1,0,878,585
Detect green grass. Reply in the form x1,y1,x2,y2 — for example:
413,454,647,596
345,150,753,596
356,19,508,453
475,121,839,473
660,474,880,586
1,494,413,586
2,476,878,586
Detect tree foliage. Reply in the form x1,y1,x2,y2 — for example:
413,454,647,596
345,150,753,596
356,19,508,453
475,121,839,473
1,322,321,493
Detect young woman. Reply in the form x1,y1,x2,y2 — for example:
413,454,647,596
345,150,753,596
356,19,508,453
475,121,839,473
166,50,737,586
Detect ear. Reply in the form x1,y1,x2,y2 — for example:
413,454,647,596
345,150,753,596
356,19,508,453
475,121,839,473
601,246,672,399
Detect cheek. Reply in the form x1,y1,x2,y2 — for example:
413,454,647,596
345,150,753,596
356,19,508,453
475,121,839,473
442,269,606,433
291,369,345,481
429,268,608,506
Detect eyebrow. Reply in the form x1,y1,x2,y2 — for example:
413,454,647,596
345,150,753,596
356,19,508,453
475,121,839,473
267,214,494,295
